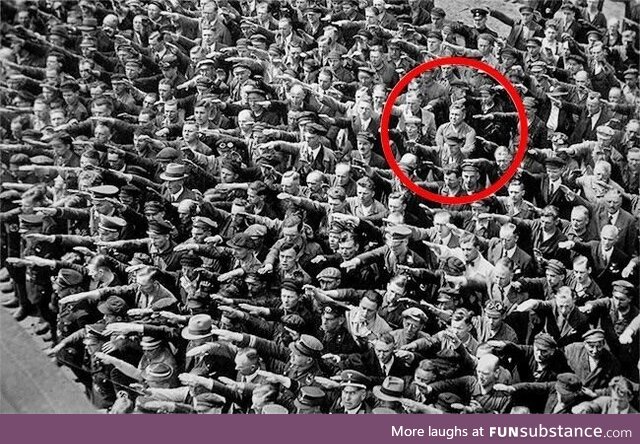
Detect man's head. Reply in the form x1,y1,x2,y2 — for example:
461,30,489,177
476,354,500,390
374,333,395,364
499,223,518,251
554,286,576,318
570,206,590,233
449,308,473,341
459,233,480,264
600,224,619,251
235,348,260,376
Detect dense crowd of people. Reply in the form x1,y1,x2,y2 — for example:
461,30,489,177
0,0,639,414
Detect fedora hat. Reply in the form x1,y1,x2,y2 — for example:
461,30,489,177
373,376,405,401
159,163,189,181
181,314,213,340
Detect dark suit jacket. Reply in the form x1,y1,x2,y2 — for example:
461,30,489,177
486,239,536,277
593,206,638,257
564,343,621,390
534,301,589,347
570,107,614,145
572,241,629,294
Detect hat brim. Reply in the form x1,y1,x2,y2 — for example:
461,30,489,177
159,173,189,181
372,386,403,402
181,326,213,341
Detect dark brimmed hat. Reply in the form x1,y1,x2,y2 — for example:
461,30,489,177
90,185,119,201
97,296,128,316
555,373,582,395
294,386,325,409
339,370,369,389
57,268,84,287
288,334,323,358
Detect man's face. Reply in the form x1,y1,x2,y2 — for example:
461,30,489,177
94,126,111,144
601,229,617,250
443,173,460,191
341,386,366,410
62,90,78,106
540,215,555,232
235,354,255,376
500,229,517,251
231,245,250,261
533,345,554,364
546,165,562,181
358,297,378,322
50,111,66,127
338,239,358,261
613,293,631,311
194,106,209,125
450,319,470,340
556,296,574,317
387,197,404,215
374,341,394,364
572,261,590,284
321,312,341,334
356,185,373,205
507,183,523,202
402,318,422,339
461,171,478,191
149,233,170,250
279,248,297,272
493,265,511,288
449,108,464,125
570,210,588,232
605,193,622,214
545,270,564,287
628,151,640,171
182,124,197,142
585,340,604,359
586,96,601,116
476,360,497,389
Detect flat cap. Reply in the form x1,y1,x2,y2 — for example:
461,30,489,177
555,373,582,395
244,224,267,237
582,328,605,343
317,267,341,281
596,125,615,138
402,307,427,323
545,259,566,275
192,216,218,230
227,233,255,249
611,280,635,297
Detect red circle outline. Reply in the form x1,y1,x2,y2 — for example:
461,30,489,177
380,56,528,205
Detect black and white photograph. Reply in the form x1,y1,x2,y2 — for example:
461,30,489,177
0,0,639,415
